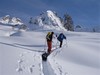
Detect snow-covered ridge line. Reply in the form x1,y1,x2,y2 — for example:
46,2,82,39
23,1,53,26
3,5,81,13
47,10,66,31
30,10,66,31
0,15,23,25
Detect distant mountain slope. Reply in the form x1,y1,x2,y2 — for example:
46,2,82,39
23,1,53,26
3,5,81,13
75,25,100,32
0,15,23,25
0,10,66,31
47,10,66,30
29,10,66,31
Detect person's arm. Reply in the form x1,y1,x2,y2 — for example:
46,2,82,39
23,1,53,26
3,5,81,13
53,34,57,39
63,35,66,39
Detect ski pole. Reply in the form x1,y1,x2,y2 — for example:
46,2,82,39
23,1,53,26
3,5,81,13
65,39,68,47
44,39,47,51
56,40,59,48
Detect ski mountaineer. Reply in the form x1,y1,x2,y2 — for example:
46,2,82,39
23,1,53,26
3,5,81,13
46,32,54,54
57,33,66,48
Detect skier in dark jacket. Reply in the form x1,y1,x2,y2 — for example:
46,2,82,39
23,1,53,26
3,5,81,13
57,33,66,48
46,32,54,54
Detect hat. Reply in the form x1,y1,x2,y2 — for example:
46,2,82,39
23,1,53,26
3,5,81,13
51,32,54,34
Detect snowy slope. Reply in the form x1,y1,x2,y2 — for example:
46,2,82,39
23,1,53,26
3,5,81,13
0,15,23,25
75,26,100,32
30,10,66,31
0,23,100,75
0,10,66,31
49,32,100,75
47,10,66,31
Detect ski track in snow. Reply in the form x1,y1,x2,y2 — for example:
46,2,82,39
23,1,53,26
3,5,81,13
41,46,69,75
0,24,68,75
48,47,69,75
15,49,65,75
0,23,100,75
42,61,56,75
16,51,44,75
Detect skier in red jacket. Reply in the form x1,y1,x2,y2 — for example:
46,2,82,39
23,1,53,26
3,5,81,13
46,32,54,54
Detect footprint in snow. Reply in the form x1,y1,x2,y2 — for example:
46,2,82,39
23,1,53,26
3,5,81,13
16,67,23,72
29,65,35,73
18,59,23,64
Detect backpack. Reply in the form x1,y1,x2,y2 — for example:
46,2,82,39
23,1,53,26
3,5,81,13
42,52,49,61
46,32,51,40
57,33,66,41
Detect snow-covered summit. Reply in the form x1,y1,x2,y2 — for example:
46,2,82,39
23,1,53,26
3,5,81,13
30,10,66,31
0,15,23,25
47,10,66,30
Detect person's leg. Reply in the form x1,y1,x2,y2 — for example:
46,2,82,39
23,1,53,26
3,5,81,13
60,41,62,48
47,41,52,54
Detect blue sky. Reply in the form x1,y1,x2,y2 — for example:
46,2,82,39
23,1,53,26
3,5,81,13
0,0,100,27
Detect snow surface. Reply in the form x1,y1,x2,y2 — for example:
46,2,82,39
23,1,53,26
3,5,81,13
0,21,100,75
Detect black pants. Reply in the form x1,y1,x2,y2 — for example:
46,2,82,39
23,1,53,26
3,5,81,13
60,41,63,48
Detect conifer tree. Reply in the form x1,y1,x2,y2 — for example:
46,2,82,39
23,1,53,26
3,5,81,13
63,13,74,31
